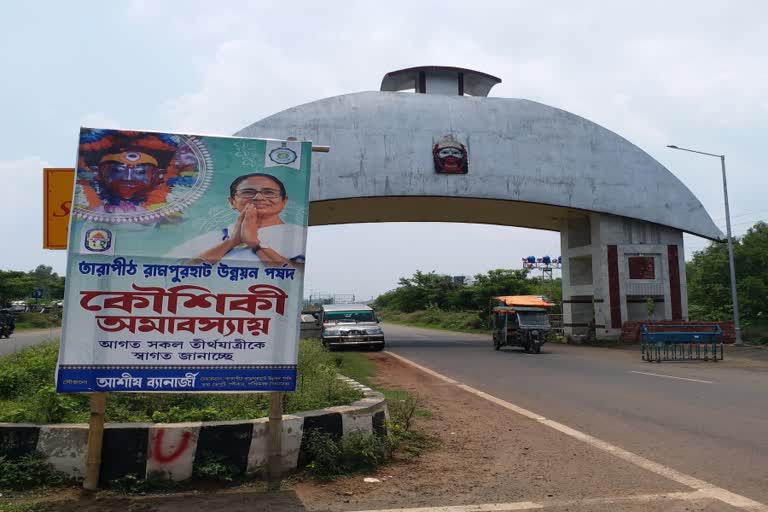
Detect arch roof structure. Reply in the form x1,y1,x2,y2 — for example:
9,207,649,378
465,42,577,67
237,90,722,240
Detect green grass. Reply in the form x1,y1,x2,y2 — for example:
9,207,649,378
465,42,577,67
328,349,376,387
10,313,61,331
0,503,42,512
0,339,362,424
379,309,488,335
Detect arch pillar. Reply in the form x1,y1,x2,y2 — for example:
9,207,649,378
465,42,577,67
560,213,687,340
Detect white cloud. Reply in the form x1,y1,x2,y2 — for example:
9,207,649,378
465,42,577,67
0,158,67,274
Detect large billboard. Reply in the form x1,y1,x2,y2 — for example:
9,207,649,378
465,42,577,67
56,128,310,393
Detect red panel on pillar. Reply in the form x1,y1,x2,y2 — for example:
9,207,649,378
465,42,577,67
607,245,621,328
668,245,683,320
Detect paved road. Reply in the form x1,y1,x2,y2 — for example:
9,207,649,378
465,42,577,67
382,323,768,505
0,327,61,357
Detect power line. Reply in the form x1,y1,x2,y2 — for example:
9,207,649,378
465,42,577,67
713,208,768,222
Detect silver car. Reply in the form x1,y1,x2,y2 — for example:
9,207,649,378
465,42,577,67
319,304,385,351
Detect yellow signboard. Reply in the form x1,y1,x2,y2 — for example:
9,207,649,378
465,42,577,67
43,168,75,249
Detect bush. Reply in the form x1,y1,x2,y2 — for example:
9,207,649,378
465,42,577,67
304,429,390,481
14,312,60,329
0,342,60,399
743,323,768,345
0,452,71,491
378,307,487,332
193,455,242,482
302,392,436,481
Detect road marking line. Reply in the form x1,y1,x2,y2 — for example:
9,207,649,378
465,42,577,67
384,351,768,512
353,501,543,512
351,491,707,512
630,370,714,384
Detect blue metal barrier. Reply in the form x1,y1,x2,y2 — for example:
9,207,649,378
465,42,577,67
640,324,723,362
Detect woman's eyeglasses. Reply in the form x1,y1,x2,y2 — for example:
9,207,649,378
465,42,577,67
234,188,282,199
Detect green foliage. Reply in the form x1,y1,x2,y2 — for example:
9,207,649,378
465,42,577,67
378,308,487,332
0,339,361,424
304,429,390,481
385,394,436,458
0,265,65,307
373,268,535,319
0,342,60,400
14,313,61,330
287,339,363,413
0,502,42,512
687,221,768,342
29,385,80,423
645,296,656,320
300,356,435,481
193,455,242,482
327,350,376,388
387,394,418,437
0,453,71,491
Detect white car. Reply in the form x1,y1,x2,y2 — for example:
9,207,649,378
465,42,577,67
9,301,27,313
319,304,385,351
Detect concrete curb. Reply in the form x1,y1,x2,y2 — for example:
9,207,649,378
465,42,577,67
0,376,387,484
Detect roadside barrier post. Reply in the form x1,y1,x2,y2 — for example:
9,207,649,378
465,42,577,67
267,391,284,487
83,392,107,491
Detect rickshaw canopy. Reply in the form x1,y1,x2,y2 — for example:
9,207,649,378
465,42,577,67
492,295,554,308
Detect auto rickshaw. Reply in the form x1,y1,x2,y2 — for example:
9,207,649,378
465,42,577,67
490,295,554,353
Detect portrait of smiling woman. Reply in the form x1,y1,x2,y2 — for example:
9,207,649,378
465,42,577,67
167,172,306,266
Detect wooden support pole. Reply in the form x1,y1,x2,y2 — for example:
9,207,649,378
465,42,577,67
267,391,284,487
83,392,107,492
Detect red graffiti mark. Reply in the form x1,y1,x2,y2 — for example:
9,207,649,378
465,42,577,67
152,429,192,464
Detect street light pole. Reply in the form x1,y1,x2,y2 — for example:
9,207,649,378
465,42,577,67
667,145,743,345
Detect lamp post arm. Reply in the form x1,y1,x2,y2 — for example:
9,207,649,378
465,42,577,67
666,145,722,158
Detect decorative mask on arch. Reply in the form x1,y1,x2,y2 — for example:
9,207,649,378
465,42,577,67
433,134,468,174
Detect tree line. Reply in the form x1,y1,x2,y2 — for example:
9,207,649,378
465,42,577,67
0,265,65,306
373,268,561,313
687,221,768,340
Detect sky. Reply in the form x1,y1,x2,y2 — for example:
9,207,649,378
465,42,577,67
1,1,767,301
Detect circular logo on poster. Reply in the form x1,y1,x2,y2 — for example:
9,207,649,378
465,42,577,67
268,145,298,165
73,130,214,224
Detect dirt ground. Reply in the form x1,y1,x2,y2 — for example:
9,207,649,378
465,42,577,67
8,351,745,512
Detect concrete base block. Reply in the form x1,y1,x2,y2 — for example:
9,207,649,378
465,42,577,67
145,423,201,481
0,424,40,459
247,415,303,475
100,424,150,485
341,410,374,435
37,425,88,478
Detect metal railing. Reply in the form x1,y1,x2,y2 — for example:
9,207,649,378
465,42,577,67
640,324,723,362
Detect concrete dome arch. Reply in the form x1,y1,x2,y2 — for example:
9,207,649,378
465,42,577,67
237,90,721,241
236,72,719,338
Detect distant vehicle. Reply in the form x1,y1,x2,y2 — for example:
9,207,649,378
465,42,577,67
299,310,322,339
490,295,554,354
8,301,27,314
318,304,385,351
0,310,15,338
